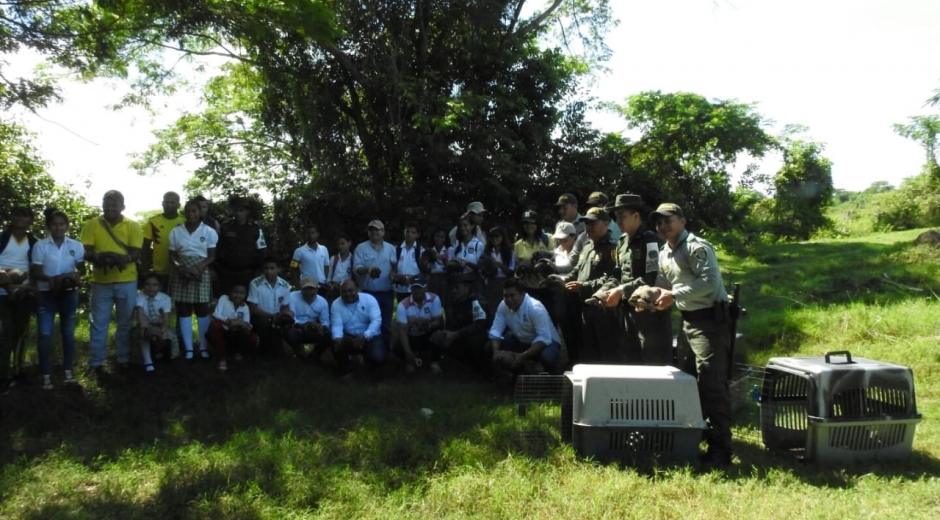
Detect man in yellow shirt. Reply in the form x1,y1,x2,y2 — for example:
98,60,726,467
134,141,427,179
81,190,143,373
141,192,184,289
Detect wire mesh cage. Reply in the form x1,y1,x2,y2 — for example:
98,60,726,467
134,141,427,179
512,374,569,449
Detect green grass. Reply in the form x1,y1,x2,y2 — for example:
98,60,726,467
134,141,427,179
2,229,940,519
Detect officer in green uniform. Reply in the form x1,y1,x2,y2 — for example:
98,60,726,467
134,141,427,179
643,203,732,465
554,207,620,363
601,194,672,365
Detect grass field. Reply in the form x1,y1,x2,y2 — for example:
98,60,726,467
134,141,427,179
1,229,939,519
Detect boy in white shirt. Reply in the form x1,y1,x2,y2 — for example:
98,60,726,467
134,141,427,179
134,273,179,372
207,284,258,371
391,223,423,303
289,224,330,289
325,232,353,300
248,258,294,357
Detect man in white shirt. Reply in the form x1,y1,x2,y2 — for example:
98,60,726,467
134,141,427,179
488,278,562,376
289,224,330,289
353,220,396,344
393,276,443,374
330,279,387,377
285,276,331,362
391,223,423,302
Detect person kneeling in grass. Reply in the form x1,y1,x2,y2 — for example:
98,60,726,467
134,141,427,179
330,279,386,377
133,272,176,373
284,276,331,363
207,284,258,372
393,276,444,374
248,257,293,357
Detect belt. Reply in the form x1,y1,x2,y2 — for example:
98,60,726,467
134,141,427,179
680,307,714,321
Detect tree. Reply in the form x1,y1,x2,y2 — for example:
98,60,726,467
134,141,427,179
606,91,774,230
768,138,834,241
893,115,940,178
0,120,96,235
123,0,614,248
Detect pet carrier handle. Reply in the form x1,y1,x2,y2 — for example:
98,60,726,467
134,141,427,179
824,351,853,364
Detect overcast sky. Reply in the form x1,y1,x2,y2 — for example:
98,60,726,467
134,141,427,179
9,0,940,216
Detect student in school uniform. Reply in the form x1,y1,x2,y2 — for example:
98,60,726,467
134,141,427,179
480,226,515,314
168,200,218,360
248,257,294,356
208,284,258,372
289,223,330,290
420,227,451,311
393,276,444,374
325,232,353,301
133,273,176,373
30,208,85,389
391,222,423,304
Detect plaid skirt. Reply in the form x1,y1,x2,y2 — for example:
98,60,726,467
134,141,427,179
170,255,211,303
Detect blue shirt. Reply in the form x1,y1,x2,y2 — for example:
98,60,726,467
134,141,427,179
288,290,330,327
353,240,396,292
489,293,560,346
330,292,382,340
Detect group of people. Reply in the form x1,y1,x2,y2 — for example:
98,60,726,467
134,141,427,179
0,187,735,464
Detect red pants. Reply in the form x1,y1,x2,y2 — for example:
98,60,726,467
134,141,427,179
207,319,260,358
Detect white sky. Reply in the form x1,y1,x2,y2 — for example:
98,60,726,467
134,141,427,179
8,0,940,216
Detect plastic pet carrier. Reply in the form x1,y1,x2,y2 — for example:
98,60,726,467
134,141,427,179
760,351,921,463
565,364,706,463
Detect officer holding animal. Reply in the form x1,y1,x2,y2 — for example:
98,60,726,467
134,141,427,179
637,203,732,466
601,194,672,365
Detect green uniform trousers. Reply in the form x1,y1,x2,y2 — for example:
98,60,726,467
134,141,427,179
677,317,733,455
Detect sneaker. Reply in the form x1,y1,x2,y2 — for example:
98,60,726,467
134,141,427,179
429,362,443,375
144,364,155,373
42,375,54,390
185,350,194,360
217,360,227,372
200,350,210,359
63,370,76,384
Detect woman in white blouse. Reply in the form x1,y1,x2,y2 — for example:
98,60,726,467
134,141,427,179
30,208,85,389
169,200,218,360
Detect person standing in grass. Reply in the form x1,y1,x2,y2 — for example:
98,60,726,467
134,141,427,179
141,192,184,290
353,220,396,344
289,223,330,291
216,195,266,294
0,205,38,389
169,200,218,360
30,208,85,389
81,190,143,375
325,232,353,301
208,284,258,372
133,272,175,373
642,202,733,466
602,194,672,366
513,210,554,310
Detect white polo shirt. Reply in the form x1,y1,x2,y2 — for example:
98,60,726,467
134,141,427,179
330,292,382,340
353,240,397,292
392,241,423,293
453,237,484,273
396,293,443,336
289,290,330,327
328,253,353,283
169,222,219,258
212,295,251,330
247,275,292,314
31,236,84,292
136,291,173,323
291,243,330,283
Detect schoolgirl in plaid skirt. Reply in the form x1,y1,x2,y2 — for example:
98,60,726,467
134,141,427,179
169,200,218,360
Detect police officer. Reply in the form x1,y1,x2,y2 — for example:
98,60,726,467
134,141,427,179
551,206,620,364
644,203,732,465
216,196,267,294
601,194,672,365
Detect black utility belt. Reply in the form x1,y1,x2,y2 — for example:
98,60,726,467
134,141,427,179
680,301,729,322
